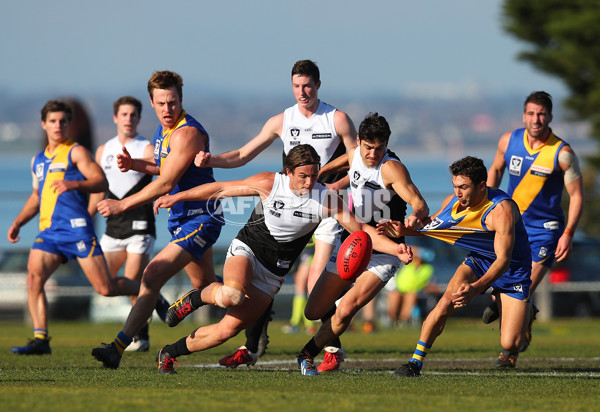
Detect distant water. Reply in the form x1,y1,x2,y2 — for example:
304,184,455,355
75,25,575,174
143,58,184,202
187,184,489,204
0,151,493,251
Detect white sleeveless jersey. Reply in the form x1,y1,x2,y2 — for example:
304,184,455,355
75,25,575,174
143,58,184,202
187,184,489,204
101,135,152,199
281,101,340,168
236,173,329,276
349,148,407,227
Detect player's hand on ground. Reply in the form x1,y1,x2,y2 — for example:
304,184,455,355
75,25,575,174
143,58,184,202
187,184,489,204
376,220,403,237
97,199,124,217
117,146,134,172
194,151,211,168
396,243,413,264
555,233,573,262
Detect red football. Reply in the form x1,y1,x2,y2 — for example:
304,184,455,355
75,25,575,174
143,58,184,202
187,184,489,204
337,230,373,281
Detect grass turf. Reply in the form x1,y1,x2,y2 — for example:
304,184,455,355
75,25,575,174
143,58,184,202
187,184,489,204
0,318,598,411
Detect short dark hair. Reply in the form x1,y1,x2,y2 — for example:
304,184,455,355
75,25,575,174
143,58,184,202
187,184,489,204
148,70,183,101
41,100,72,122
358,112,391,145
283,144,320,173
291,60,320,84
524,91,552,115
449,156,487,186
113,96,142,116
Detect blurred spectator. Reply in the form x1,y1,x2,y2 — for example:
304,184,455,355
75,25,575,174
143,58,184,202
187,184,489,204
387,247,437,327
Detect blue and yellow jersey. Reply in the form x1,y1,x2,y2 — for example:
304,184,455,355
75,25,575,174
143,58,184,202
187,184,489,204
504,128,566,232
420,188,530,268
152,111,222,224
33,139,96,240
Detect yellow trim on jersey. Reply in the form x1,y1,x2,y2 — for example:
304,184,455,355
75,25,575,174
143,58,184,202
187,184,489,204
87,238,97,258
159,111,189,173
171,223,203,244
423,192,490,245
39,140,77,231
511,130,561,215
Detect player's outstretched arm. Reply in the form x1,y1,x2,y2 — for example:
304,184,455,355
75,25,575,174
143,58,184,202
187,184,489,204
198,114,283,169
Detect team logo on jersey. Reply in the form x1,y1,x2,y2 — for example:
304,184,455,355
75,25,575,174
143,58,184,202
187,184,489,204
353,171,361,181
273,200,284,209
76,241,86,252
105,154,114,170
423,217,444,231
312,133,332,139
153,141,161,159
509,155,523,176
276,259,291,268
290,128,300,137
538,247,548,258
513,283,523,293
35,163,45,180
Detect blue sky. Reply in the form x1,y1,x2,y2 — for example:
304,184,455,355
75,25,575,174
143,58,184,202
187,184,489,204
1,0,565,100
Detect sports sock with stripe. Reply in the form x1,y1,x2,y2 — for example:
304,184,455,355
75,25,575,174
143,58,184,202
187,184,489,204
34,328,48,340
410,340,432,369
114,331,132,356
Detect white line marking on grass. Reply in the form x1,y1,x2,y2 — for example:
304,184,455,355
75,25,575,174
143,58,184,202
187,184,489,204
426,371,600,378
192,356,600,377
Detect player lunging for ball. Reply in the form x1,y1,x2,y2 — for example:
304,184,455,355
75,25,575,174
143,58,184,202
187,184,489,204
296,112,429,375
151,144,412,374
380,156,532,376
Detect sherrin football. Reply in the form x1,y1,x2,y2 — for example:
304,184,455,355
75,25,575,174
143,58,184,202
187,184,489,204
337,230,373,281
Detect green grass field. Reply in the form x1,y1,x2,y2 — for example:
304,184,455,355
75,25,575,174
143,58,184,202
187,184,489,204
0,318,598,411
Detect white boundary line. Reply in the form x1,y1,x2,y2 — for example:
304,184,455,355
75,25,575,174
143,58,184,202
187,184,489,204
191,356,600,378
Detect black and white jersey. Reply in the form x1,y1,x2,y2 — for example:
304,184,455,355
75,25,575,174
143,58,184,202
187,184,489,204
347,148,406,249
236,173,330,276
281,101,346,184
100,135,156,239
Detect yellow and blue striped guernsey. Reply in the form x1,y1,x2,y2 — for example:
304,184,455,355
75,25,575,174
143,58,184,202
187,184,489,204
504,128,566,234
152,111,222,224
33,139,96,241
420,188,531,268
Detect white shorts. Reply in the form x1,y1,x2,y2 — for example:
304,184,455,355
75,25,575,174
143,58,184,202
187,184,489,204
100,234,155,255
313,217,343,245
226,238,284,299
325,237,403,283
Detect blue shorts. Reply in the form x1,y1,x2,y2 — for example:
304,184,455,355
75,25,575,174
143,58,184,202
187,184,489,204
32,232,103,262
527,229,560,267
463,254,531,301
168,214,222,260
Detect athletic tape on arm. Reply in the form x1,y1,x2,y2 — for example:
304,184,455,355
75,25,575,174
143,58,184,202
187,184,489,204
558,150,582,184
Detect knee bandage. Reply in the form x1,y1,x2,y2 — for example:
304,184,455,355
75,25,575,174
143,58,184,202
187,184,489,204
213,281,246,308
